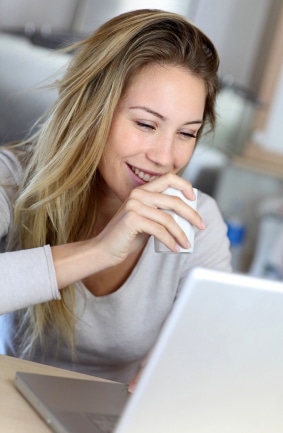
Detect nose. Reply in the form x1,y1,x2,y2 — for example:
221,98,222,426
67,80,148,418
146,134,175,168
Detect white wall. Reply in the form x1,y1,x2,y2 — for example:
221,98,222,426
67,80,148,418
72,0,272,91
0,0,272,91
72,0,193,31
190,0,270,89
0,0,77,31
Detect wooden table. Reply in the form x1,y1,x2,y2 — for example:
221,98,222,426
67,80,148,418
0,354,102,433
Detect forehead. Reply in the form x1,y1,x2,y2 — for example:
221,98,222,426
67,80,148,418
119,63,206,117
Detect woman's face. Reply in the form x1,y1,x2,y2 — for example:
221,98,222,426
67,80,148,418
99,63,206,203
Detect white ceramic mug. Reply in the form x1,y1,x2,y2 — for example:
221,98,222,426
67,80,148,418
154,187,198,253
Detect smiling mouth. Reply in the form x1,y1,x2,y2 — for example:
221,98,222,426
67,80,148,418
129,164,159,182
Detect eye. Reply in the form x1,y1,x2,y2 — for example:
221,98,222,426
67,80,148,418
179,131,196,139
136,121,156,130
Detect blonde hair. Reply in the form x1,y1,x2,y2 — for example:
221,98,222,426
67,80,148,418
8,9,219,357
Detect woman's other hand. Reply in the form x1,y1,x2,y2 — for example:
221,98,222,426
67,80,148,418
94,173,205,267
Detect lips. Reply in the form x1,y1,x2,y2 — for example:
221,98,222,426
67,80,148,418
128,164,159,182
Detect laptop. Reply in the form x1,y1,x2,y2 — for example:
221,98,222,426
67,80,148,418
15,267,283,433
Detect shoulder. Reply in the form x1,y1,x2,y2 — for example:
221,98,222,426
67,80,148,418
197,189,223,219
0,149,25,217
0,149,23,187
197,189,229,237
193,190,232,272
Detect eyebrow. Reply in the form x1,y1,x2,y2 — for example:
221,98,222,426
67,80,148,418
129,105,203,125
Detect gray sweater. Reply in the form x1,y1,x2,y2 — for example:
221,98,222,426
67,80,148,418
0,150,231,383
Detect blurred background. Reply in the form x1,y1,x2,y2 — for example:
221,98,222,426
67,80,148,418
0,0,283,278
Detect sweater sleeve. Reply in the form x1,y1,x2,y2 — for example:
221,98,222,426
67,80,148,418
0,245,60,315
0,150,61,315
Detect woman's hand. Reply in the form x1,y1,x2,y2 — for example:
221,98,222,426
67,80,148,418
94,173,205,267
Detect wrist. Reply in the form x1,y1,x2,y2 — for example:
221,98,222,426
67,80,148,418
51,238,112,289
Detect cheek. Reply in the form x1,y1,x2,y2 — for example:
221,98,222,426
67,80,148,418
105,126,132,159
175,144,196,170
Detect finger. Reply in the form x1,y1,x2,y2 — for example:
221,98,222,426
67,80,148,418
138,172,196,200
123,198,191,250
129,188,205,230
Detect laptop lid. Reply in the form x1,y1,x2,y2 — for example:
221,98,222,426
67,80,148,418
115,267,283,433
15,267,283,433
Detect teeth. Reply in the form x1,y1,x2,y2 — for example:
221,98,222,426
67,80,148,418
131,166,157,182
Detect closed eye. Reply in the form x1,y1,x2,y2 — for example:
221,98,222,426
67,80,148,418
136,121,155,130
179,131,196,139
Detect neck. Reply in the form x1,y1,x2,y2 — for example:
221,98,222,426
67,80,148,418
93,182,123,235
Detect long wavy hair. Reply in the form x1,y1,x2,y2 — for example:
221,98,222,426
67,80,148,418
7,9,219,357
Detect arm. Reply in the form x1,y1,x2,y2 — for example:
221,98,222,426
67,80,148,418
0,151,61,314
0,246,59,314
51,238,117,289
0,151,205,314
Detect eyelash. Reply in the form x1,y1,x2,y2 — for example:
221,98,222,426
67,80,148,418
180,132,196,139
136,121,155,130
135,121,196,139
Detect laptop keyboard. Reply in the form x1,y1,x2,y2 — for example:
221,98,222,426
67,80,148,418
85,413,119,433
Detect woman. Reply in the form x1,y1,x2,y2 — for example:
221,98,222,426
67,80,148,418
0,9,231,385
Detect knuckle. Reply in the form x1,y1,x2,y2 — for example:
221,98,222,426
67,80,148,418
130,188,143,200
124,198,138,213
163,211,175,225
155,224,167,238
130,188,142,199
163,172,176,183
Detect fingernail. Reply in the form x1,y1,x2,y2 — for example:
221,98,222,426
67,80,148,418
185,239,191,248
199,220,206,229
